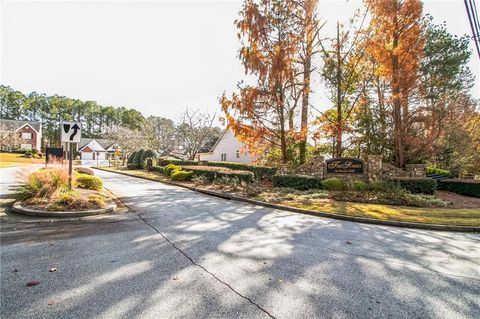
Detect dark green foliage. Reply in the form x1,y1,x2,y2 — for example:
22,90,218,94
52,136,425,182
322,178,346,191
207,161,277,180
127,163,139,170
349,180,366,191
189,167,253,183
127,151,137,164
133,149,144,166
171,170,193,181
438,179,480,198
391,177,437,194
76,175,103,191
140,149,156,168
271,175,323,190
159,159,198,166
74,167,94,176
147,165,165,173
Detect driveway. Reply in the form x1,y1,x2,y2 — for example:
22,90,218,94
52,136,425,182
1,167,479,319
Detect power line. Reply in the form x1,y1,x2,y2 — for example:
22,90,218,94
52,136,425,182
465,0,480,58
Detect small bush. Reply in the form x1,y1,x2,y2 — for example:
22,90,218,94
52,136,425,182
207,161,276,180
56,191,78,205
322,178,346,191
349,180,366,192
391,177,437,194
133,149,145,166
74,167,94,176
127,163,139,170
149,166,165,173
171,170,193,181
272,175,323,190
426,166,451,176
438,179,480,198
76,174,103,190
17,168,69,200
165,164,182,176
87,194,106,208
127,151,137,164
158,158,198,166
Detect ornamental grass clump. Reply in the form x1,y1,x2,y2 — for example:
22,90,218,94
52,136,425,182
17,168,69,200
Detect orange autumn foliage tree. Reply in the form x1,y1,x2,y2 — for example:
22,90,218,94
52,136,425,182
221,0,303,164
366,0,424,167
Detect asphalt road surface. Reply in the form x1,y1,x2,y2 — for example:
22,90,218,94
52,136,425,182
1,167,479,319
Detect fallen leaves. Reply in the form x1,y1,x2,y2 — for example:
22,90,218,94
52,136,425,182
26,281,40,287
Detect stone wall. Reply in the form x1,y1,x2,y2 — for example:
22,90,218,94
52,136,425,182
406,164,427,178
366,155,382,182
295,156,324,178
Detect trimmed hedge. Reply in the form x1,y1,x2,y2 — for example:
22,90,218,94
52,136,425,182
127,163,139,170
271,175,322,190
76,175,103,191
207,161,276,180
183,165,254,183
171,170,193,181
438,179,480,198
391,177,437,194
159,159,198,166
127,151,137,164
158,159,276,180
148,166,165,173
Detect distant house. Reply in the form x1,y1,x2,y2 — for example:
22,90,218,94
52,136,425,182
77,138,119,161
0,119,42,151
196,130,255,164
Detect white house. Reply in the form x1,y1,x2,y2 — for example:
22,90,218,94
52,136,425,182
76,138,119,165
196,130,255,164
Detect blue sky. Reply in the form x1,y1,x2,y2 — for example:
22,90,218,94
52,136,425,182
1,0,478,123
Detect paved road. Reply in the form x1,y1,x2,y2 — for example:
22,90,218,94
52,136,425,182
1,167,479,319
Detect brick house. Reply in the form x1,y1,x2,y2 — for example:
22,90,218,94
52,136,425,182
0,119,42,151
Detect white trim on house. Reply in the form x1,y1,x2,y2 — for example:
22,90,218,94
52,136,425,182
14,123,40,134
196,130,254,164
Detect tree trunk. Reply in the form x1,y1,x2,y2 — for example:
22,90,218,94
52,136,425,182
299,0,315,164
335,22,343,158
391,31,405,168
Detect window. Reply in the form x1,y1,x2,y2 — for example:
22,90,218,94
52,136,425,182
221,153,227,161
21,132,32,139
21,144,32,150
236,150,240,158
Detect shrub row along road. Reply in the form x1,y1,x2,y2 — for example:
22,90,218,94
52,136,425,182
1,167,479,319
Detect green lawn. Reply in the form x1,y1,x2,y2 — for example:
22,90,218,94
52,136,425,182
0,152,44,168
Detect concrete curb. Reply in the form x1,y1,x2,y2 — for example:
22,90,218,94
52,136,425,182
93,167,480,233
12,202,117,218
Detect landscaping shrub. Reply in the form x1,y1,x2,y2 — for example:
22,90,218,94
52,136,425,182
159,158,198,166
170,170,193,181
74,167,94,176
148,166,165,173
127,151,137,164
182,165,253,183
390,177,437,194
322,178,346,191
76,174,103,191
56,191,78,205
438,179,480,198
127,163,139,170
426,166,451,176
17,168,69,200
207,161,276,180
165,164,182,176
140,149,156,168
271,175,323,190
133,149,145,166
349,180,366,192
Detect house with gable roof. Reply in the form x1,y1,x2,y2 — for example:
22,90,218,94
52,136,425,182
77,138,119,161
195,130,255,164
0,119,42,151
